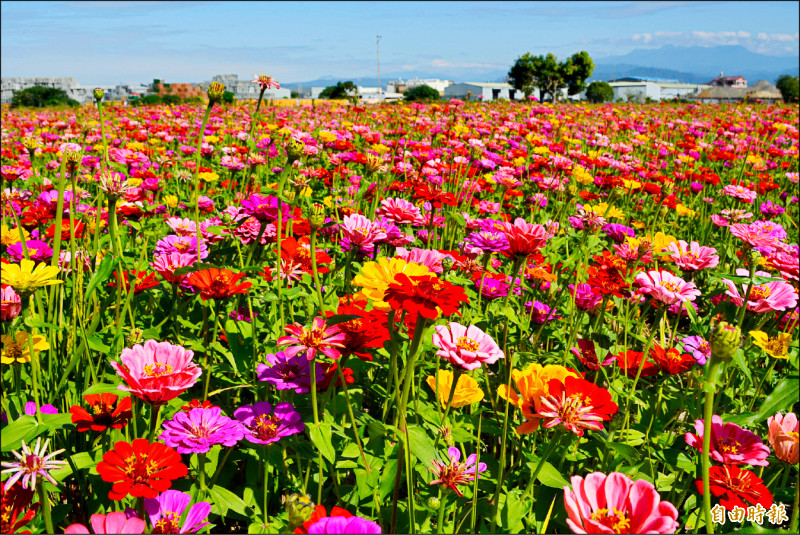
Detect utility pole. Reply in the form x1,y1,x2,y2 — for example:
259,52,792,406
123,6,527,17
377,33,382,102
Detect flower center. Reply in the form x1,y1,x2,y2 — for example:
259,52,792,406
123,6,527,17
719,437,740,454
174,242,189,252
121,453,160,482
152,512,181,534
210,274,232,293
749,286,772,301
5,344,23,361
143,363,174,377
252,414,282,441
762,336,788,355
660,280,679,293
590,508,632,534
456,336,480,353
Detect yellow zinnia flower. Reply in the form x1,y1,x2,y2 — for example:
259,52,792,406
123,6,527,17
426,370,484,409
1,332,50,364
1,259,62,292
498,363,580,434
1,225,31,247
352,257,431,311
750,331,793,359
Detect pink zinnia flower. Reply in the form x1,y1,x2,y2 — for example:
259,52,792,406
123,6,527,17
395,247,449,273
339,214,386,250
165,217,197,236
277,317,347,361
729,223,777,249
721,184,757,203
150,253,197,286
65,512,146,534
432,322,504,371
685,414,770,466
110,340,202,406
767,412,798,464
563,472,679,534
723,268,798,313
1,285,22,321
569,283,603,311
634,270,701,306
375,197,424,225
145,489,211,534
665,240,720,272
501,218,551,257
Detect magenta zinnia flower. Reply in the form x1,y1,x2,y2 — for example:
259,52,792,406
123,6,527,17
428,446,487,498
154,235,208,259
681,335,711,365
569,283,603,311
729,223,777,249
7,239,53,263
159,407,244,454
1,285,22,321
665,240,720,272
723,268,798,313
306,515,382,534
110,340,202,406
685,414,770,466
563,472,679,533
339,214,386,250
234,401,304,445
145,489,211,534
432,322,504,371
634,270,700,306
277,317,347,361
257,351,322,394
571,339,614,370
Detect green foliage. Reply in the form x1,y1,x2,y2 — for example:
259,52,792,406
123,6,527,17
508,51,594,102
319,81,356,99
222,90,236,104
585,81,614,103
403,84,440,102
775,74,799,103
133,94,163,106
290,90,299,98
11,86,79,108
161,94,182,106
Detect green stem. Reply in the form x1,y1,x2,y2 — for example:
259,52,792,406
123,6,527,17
263,446,270,530
37,480,54,535
147,404,161,442
523,430,565,499
193,104,214,264
436,489,448,534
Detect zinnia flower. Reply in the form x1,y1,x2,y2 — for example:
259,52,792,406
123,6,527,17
0,285,22,321
539,376,618,436
1,438,67,490
497,363,580,434
293,506,381,534
635,270,700,306
0,259,62,292
384,273,468,320
110,339,202,406
278,317,347,361
766,412,798,464
234,401,305,445
501,217,551,257
749,330,793,358
187,268,251,300
1,331,49,364
69,393,133,432
685,414,770,466
564,472,679,533
570,339,614,370
1,481,40,534
426,370,484,409
724,269,798,313
257,351,322,394
649,344,696,375
615,350,659,378
64,512,146,534
252,73,280,90
6,239,52,263
682,335,711,365
352,257,431,310
665,240,720,272
145,489,211,534
432,322,504,370
96,439,188,501
429,446,487,498
696,465,773,511
160,406,245,454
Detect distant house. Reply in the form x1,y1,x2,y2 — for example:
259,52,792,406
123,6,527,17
443,82,525,101
693,79,782,104
153,80,203,100
387,77,453,96
707,74,747,88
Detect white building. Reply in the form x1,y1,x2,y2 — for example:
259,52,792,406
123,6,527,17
444,82,525,101
205,74,291,101
599,77,710,102
1,76,92,104
387,77,453,96
607,81,661,103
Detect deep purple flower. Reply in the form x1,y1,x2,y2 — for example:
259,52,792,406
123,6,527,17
159,407,244,454
602,223,635,244
145,490,211,534
228,306,257,322
569,283,603,311
759,201,785,217
682,335,711,365
525,300,561,324
7,240,53,263
306,516,382,534
234,401,304,445
465,230,509,253
154,235,209,259
256,351,322,394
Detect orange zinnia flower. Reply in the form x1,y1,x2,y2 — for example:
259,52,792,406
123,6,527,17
186,268,251,300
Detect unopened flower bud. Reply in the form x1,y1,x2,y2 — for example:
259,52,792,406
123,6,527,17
64,151,82,171
284,493,315,530
207,82,225,103
125,328,144,348
441,256,454,274
286,138,305,163
309,203,326,230
662,181,674,197
427,496,441,510
93,87,104,101
439,425,454,447
284,190,296,203
709,320,741,363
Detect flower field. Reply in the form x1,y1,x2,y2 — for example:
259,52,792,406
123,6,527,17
1,81,798,534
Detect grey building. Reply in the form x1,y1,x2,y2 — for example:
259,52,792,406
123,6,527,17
444,82,525,101
1,76,92,104
205,74,291,101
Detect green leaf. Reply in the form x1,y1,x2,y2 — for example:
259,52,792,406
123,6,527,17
325,315,361,327
208,485,249,517
603,441,640,463
85,254,115,299
308,423,336,464
1,416,41,452
406,425,437,467
210,341,238,375
527,460,570,488
82,383,128,397
734,375,800,427
86,335,111,353
24,317,60,330
730,348,753,386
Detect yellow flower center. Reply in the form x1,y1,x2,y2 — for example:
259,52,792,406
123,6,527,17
456,337,480,353
143,363,174,377
720,437,740,454
5,344,23,361
591,508,632,534
660,281,679,293
252,414,282,441
750,286,772,301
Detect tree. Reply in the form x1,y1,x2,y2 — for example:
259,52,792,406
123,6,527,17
221,91,235,104
135,95,162,106
403,85,440,102
319,81,356,99
11,86,79,108
585,81,614,103
507,51,594,102
776,74,799,103
162,94,182,106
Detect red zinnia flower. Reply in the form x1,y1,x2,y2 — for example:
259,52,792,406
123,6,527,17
180,399,218,412
539,376,618,436
649,344,696,375
1,481,40,535
69,393,133,432
587,266,629,298
96,439,188,501
324,299,389,361
108,270,159,294
384,273,469,320
186,268,251,300
45,220,85,241
615,350,659,378
279,237,332,275
294,505,351,534
696,465,773,511
316,361,355,391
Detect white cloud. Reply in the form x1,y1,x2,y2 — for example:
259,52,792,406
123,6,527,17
621,29,798,55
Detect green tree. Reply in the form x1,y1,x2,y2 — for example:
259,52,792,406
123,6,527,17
11,86,79,108
776,74,799,103
221,91,235,104
585,81,614,103
319,81,356,99
403,85,440,102
136,94,162,106
162,94,182,105
508,51,594,102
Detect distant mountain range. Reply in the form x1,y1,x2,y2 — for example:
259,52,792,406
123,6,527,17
282,45,798,90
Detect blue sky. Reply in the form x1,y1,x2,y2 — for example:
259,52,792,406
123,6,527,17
1,1,798,85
